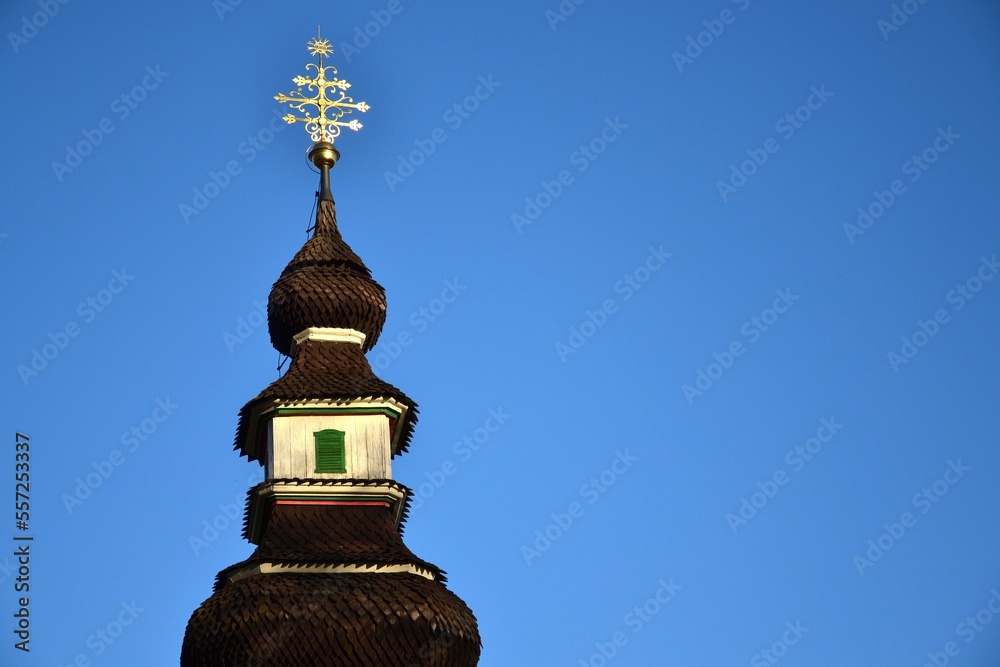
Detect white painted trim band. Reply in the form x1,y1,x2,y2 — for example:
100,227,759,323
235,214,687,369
291,327,367,352
227,562,436,583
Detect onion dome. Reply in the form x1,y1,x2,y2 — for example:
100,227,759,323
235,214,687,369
268,199,387,356
183,32,481,667
180,572,481,666
182,501,481,666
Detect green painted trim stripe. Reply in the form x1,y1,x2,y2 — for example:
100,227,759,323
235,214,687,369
270,406,401,419
248,405,402,460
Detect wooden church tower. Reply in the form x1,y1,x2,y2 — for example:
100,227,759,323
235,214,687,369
180,32,481,666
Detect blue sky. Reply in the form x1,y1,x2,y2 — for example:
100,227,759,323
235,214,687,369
2,0,999,665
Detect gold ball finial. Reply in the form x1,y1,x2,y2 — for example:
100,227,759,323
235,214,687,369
308,141,340,169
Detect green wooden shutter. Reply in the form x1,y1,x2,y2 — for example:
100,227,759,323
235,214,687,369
314,429,346,473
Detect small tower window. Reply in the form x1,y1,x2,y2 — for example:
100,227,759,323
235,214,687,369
314,429,346,473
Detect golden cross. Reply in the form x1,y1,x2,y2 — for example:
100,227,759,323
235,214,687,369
274,28,370,144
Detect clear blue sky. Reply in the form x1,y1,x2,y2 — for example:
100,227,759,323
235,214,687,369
2,0,999,665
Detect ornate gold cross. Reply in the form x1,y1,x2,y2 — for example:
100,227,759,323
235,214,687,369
274,28,370,144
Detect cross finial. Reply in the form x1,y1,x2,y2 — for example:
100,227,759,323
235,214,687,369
274,27,371,146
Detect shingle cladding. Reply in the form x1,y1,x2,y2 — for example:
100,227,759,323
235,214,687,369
234,339,418,462
217,503,443,587
180,573,481,667
240,478,415,542
182,184,480,666
268,199,387,356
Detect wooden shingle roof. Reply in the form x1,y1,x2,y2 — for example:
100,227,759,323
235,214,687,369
183,176,480,667
268,199,387,356
233,339,418,462
181,572,481,666
217,502,443,587
184,496,480,666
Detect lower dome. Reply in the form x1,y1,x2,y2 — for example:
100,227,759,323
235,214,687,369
181,572,481,666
